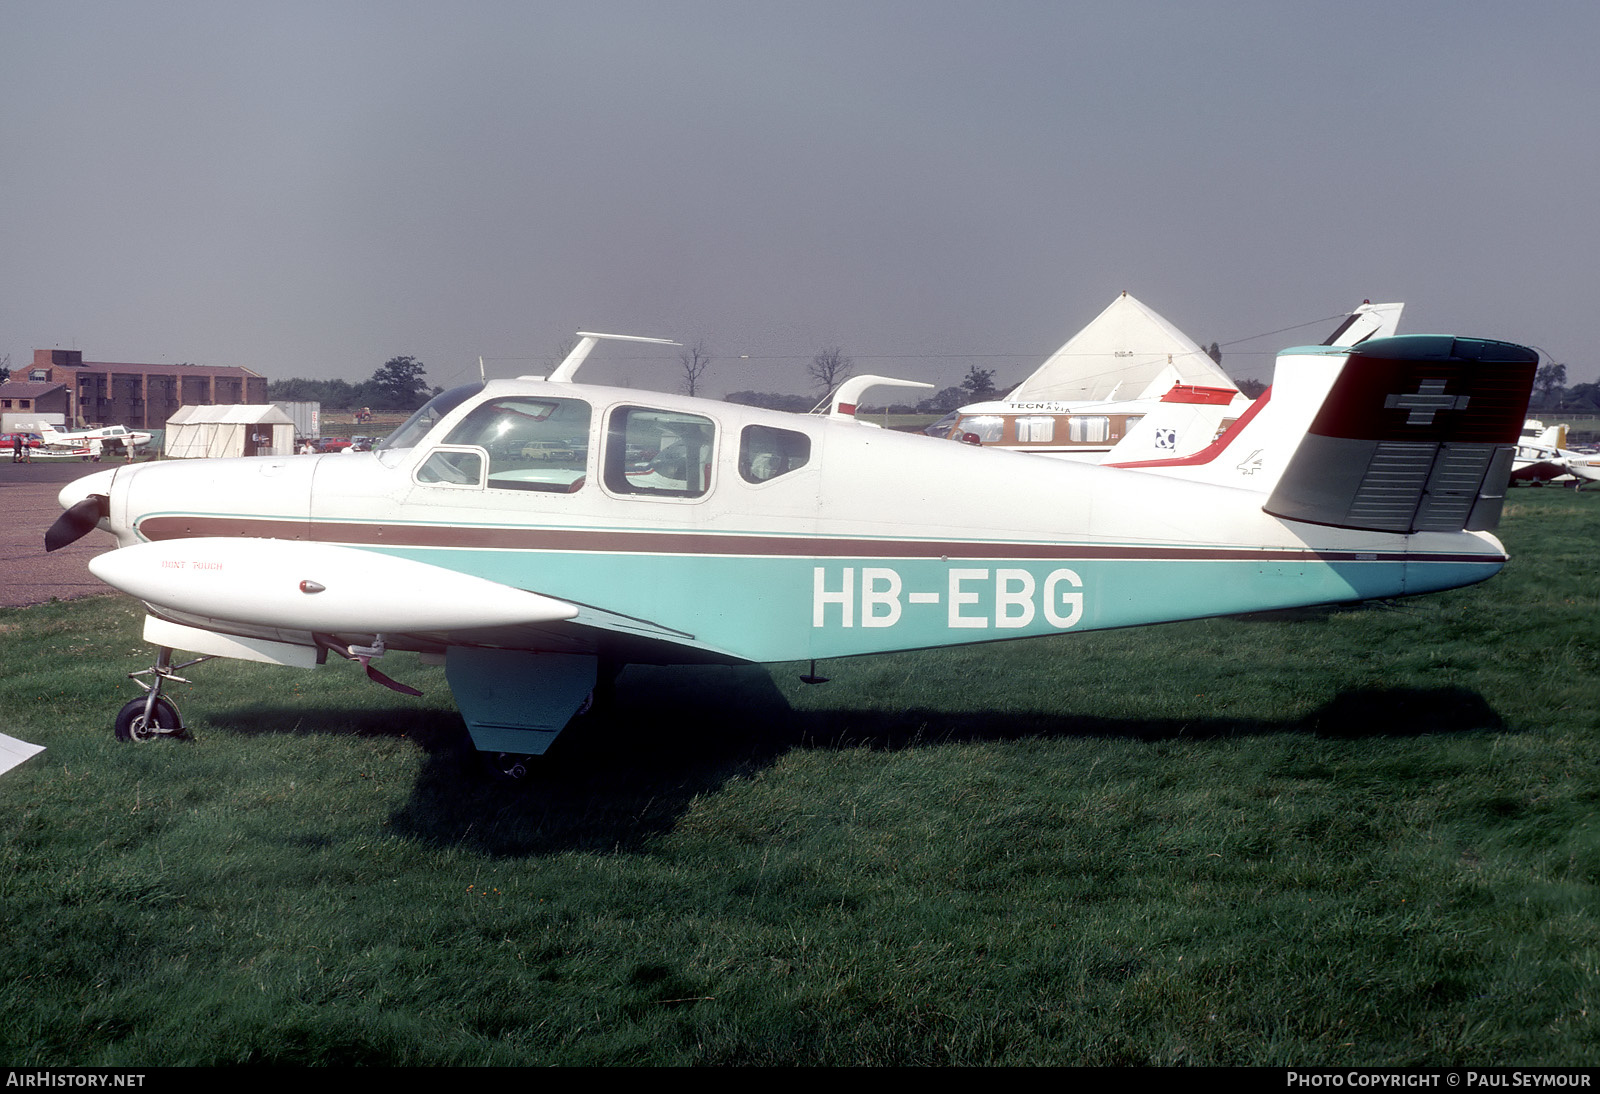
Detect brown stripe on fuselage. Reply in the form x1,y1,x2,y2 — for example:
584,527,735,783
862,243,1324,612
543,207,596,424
133,514,1497,565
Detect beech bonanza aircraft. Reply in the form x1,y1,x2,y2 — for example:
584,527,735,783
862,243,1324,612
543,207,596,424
47,330,1537,772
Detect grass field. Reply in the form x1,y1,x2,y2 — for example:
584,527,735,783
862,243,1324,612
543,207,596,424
1,488,1596,1065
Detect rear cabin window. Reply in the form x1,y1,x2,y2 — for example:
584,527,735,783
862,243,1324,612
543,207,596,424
604,406,715,498
443,396,591,492
739,425,811,483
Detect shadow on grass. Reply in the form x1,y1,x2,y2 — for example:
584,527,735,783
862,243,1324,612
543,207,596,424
1229,599,1411,624
217,701,469,750
211,664,1506,857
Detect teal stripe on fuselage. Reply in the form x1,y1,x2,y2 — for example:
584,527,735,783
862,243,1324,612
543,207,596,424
366,545,1500,662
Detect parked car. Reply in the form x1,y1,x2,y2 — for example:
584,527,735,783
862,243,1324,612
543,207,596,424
316,437,353,453
2,431,43,449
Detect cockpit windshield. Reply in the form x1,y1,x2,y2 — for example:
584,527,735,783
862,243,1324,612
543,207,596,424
377,383,485,453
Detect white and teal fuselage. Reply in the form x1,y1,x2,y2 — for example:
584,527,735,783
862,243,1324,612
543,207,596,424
90,377,1504,667
58,363,1512,755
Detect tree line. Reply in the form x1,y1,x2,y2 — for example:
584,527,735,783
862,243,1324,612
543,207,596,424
264,351,1597,421
1527,363,1600,412
268,357,438,413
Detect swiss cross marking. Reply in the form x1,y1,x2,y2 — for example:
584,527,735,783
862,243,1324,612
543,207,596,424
1384,379,1470,425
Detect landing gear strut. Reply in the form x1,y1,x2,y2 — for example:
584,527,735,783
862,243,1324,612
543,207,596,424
115,647,212,743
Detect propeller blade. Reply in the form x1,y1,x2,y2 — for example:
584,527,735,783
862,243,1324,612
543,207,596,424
44,495,109,552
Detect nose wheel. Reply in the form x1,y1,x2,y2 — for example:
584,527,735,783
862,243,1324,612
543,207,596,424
114,695,184,742
114,646,211,743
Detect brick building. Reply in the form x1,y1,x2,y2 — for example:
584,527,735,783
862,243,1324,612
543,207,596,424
0,380,71,425
23,350,268,430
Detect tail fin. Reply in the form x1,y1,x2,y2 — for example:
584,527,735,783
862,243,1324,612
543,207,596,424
1538,423,1567,449
1110,335,1538,533
1104,384,1250,464
1264,335,1537,533
1105,343,1355,490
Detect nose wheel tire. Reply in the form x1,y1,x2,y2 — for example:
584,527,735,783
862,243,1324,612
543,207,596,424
114,696,184,743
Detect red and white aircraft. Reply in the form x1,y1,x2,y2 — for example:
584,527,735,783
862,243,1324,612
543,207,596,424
931,296,1403,463
39,422,153,456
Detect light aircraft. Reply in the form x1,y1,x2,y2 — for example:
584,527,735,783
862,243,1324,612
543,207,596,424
40,422,153,455
46,329,1536,774
929,296,1403,462
1509,420,1600,488
1101,300,1408,465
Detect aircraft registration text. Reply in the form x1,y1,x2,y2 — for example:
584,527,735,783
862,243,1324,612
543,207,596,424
813,566,1084,630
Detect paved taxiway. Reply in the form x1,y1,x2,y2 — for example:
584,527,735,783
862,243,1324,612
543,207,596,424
0,459,119,607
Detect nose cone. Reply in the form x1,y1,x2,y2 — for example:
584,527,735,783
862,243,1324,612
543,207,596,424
58,468,119,512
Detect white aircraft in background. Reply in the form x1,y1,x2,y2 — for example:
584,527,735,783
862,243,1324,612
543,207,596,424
929,296,1402,463
46,329,1536,775
39,422,153,454
1509,420,1600,488
1103,300,1407,465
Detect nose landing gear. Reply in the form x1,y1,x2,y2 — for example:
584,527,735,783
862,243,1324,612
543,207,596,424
114,647,213,743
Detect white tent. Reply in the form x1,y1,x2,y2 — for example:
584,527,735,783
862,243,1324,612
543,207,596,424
163,404,296,459
1007,292,1238,404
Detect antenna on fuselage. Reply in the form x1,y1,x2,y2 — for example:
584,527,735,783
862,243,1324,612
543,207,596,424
547,332,681,384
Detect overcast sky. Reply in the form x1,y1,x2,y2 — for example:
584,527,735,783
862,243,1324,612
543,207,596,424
3,0,1596,398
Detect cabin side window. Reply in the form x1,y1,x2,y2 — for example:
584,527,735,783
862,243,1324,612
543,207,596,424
1068,416,1110,444
739,425,811,483
1014,416,1055,444
442,397,591,492
414,447,486,488
604,406,715,498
